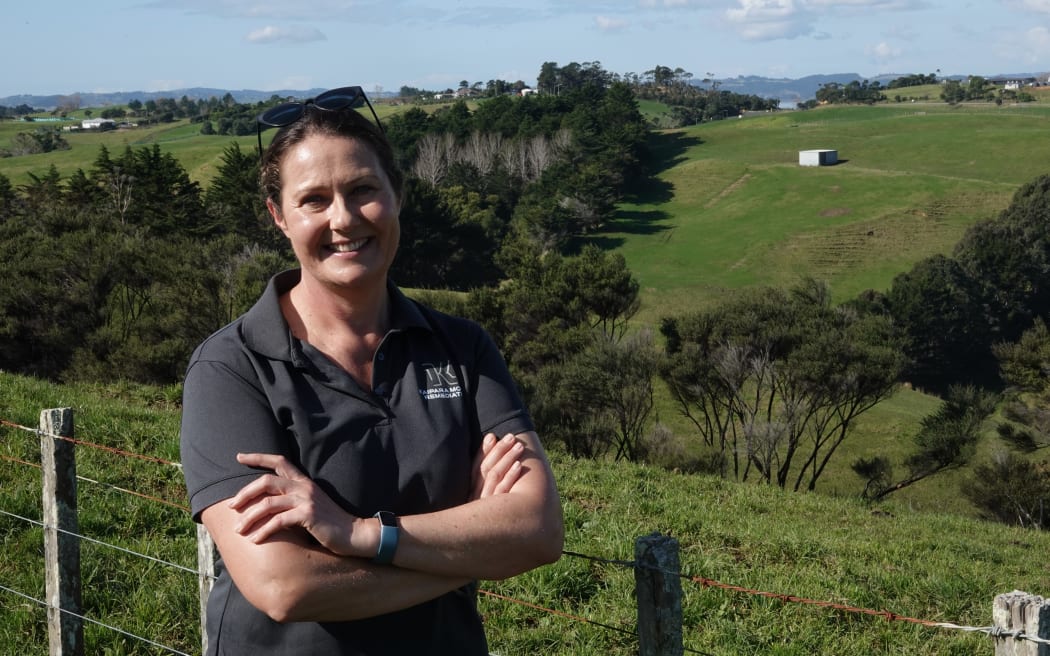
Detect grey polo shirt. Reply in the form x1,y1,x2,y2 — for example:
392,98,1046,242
180,269,533,655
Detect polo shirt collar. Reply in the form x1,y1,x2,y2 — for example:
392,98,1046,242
241,269,431,362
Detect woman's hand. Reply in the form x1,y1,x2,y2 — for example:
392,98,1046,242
470,432,525,500
228,453,359,556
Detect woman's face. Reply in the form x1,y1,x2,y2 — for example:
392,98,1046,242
269,133,401,294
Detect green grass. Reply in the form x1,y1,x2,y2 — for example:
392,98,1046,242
1,372,1046,655
600,104,1050,322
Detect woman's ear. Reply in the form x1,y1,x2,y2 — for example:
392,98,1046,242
267,197,286,232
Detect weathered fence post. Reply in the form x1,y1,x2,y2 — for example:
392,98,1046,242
197,524,216,655
635,532,683,656
994,591,1050,656
40,408,84,656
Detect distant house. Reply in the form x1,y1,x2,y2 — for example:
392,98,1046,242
520,88,538,96
81,117,116,130
799,149,838,167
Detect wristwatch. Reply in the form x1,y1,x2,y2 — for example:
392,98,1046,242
373,511,399,564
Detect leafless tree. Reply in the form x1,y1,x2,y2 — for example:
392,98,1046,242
458,131,502,177
411,133,454,186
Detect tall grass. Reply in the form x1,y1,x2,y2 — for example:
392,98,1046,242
3,372,1047,655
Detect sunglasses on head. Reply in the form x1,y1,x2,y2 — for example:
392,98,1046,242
255,85,384,157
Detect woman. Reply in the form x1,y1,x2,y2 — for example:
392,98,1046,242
180,87,564,655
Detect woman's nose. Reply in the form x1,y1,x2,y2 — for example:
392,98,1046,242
329,196,356,230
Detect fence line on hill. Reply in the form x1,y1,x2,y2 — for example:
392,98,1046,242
2,407,1050,655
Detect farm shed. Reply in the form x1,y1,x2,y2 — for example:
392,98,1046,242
799,149,838,166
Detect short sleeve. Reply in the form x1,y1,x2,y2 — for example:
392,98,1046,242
469,326,535,438
180,358,290,521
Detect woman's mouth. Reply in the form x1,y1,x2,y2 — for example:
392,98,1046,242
326,238,370,253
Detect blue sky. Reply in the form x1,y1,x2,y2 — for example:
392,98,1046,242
5,0,1050,97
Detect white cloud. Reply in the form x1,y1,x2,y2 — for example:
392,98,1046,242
725,0,813,40
595,15,631,30
246,25,327,44
867,40,902,61
805,0,925,7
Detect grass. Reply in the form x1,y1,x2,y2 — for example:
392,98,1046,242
599,103,1050,323
2,370,1049,655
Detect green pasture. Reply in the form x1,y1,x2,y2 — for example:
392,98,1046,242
598,103,1050,321
0,102,406,188
3,371,1050,655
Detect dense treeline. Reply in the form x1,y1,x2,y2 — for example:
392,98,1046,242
625,64,779,126
3,63,1050,523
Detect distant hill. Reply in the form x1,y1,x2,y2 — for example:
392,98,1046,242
706,72,1048,107
708,73,865,106
0,87,335,111
6,71,1048,111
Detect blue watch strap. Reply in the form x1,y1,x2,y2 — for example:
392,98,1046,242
373,511,398,564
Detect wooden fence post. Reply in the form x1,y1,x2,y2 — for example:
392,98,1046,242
635,532,683,656
197,524,216,655
40,408,83,656
994,590,1050,656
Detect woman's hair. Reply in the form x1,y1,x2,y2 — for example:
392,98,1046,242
259,106,403,207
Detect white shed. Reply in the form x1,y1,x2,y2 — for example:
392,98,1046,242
799,149,838,166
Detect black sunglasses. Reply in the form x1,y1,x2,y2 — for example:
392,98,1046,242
255,85,384,157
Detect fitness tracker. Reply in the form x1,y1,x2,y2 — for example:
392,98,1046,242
373,511,399,564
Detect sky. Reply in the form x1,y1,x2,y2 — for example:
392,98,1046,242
5,0,1050,98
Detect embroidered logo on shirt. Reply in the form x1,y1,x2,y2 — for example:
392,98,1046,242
419,362,463,400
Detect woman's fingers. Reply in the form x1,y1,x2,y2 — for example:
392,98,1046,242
228,452,310,509
474,433,525,499
225,452,356,553
236,452,308,480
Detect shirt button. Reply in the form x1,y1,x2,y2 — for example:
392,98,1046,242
377,353,385,361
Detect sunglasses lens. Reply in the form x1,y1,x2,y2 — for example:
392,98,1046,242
259,103,305,127
314,88,363,111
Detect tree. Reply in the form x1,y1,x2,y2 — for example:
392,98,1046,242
660,280,905,489
853,385,998,501
955,175,1050,346
203,142,279,248
886,254,988,389
962,451,1050,529
533,329,658,460
992,318,1050,452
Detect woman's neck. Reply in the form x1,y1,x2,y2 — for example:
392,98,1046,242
280,277,390,384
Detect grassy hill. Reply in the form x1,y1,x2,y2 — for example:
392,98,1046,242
603,102,1050,320
2,371,1050,655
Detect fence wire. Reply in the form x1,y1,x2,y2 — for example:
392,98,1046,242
4,414,1050,653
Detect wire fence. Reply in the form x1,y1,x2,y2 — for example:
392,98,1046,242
2,409,1048,655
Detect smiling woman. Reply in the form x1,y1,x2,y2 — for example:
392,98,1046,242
178,86,564,656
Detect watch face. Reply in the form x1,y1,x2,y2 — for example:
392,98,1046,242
376,511,397,526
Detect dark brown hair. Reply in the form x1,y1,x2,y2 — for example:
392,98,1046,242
259,106,403,207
